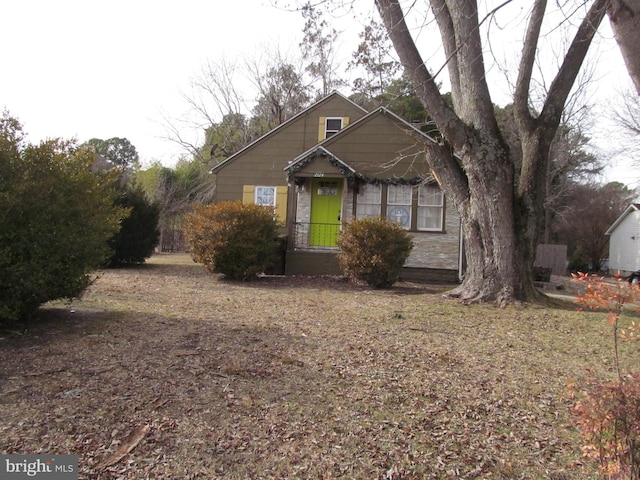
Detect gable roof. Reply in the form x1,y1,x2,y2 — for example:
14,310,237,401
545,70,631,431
211,91,367,174
285,146,358,178
318,105,439,145
284,106,439,184
605,203,640,235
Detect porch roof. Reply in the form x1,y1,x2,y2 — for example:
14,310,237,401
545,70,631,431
284,146,357,179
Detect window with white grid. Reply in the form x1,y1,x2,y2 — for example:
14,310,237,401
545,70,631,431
417,184,444,231
355,184,382,220
386,184,412,229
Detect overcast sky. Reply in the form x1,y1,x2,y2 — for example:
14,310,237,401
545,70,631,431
2,1,637,186
1,0,310,166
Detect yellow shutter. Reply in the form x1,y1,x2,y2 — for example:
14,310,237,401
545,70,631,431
242,185,255,204
343,116,349,127
275,186,288,224
318,116,326,142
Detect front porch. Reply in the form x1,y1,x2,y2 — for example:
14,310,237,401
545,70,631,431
284,249,341,276
285,221,342,276
291,222,342,249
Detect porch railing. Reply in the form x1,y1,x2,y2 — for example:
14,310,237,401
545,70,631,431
292,222,341,249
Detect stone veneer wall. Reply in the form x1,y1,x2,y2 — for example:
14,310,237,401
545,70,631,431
404,208,461,270
295,184,460,272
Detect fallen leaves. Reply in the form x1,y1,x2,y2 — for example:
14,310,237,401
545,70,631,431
96,424,150,470
1,253,633,478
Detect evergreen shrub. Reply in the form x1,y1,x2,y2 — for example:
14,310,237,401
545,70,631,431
107,184,161,266
337,217,413,288
184,201,280,280
0,113,125,322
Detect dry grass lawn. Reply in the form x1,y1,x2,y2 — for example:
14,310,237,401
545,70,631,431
1,253,638,479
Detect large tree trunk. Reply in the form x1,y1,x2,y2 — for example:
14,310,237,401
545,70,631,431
376,0,609,304
608,0,640,95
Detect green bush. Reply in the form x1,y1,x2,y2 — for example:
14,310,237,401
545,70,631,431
337,217,413,288
184,201,280,280
107,184,161,266
0,113,125,322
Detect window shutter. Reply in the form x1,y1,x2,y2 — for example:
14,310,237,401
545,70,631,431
242,185,255,204
343,117,349,127
275,186,288,223
318,117,326,142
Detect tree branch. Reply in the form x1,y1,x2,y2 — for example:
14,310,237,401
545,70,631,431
514,0,547,134
375,0,465,147
541,0,610,128
430,0,462,104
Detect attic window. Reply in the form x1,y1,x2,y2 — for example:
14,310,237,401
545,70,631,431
325,118,343,138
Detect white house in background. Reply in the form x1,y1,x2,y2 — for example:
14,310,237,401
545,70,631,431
605,203,640,275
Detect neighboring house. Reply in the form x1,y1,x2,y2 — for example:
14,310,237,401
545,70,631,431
605,203,640,275
211,91,462,283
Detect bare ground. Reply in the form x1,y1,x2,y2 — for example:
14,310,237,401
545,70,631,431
1,253,635,479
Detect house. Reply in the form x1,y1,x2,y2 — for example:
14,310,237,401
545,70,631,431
605,203,640,275
211,92,462,283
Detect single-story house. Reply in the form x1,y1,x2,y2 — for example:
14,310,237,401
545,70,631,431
211,91,462,283
605,203,640,275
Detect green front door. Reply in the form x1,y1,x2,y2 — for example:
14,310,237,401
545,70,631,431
310,178,342,247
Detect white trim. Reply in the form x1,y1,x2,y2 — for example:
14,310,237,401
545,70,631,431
605,204,640,235
417,184,444,232
254,186,276,207
324,117,343,138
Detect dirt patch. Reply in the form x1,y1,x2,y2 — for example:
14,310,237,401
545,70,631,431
1,254,631,479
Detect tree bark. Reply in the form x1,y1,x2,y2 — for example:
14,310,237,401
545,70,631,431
375,0,609,304
607,0,640,95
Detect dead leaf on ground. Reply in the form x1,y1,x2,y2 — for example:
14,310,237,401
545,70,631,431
97,423,151,470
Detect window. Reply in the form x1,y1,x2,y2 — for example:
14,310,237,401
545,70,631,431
318,117,349,141
386,184,412,229
243,185,288,223
417,184,444,231
255,186,276,207
351,182,445,232
325,118,343,138
317,181,338,196
356,184,382,220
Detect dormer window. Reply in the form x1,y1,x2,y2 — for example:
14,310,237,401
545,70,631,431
325,118,343,138
317,116,350,141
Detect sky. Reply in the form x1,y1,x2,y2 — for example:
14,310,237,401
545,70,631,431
2,1,638,186
1,0,310,166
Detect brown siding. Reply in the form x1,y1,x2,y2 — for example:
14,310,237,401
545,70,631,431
324,113,431,180
214,94,367,202
296,157,344,176
214,96,461,280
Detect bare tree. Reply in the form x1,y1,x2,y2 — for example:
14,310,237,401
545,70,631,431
556,181,636,272
607,86,640,184
161,57,249,162
612,85,640,135
607,0,640,94
375,0,609,304
246,48,311,129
